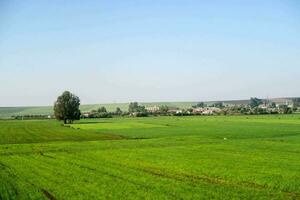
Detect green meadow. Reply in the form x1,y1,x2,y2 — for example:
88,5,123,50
1,115,300,199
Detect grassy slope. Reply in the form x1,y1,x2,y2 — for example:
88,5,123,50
1,115,300,199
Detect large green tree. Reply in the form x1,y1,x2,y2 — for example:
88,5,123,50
115,107,122,115
128,102,139,113
250,97,263,108
159,105,169,113
292,98,300,108
212,102,224,108
54,91,81,124
97,106,107,113
128,102,147,116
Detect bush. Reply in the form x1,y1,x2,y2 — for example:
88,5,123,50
136,112,148,117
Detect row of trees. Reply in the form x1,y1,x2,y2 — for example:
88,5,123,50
53,92,151,123
192,101,225,109
219,104,293,115
53,91,300,124
191,98,270,109
83,102,151,118
12,115,52,120
292,98,300,108
84,106,124,118
128,102,148,117
54,91,127,123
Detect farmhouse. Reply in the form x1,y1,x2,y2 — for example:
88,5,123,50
167,107,182,114
258,104,268,109
192,107,221,115
192,107,205,114
145,106,160,112
82,113,90,118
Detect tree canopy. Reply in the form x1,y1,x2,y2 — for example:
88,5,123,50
250,97,263,108
128,102,147,116
115,107,122,115
54,91,81,124
192,102,206,108
211,102,224,108
292,98,300,108
97,106,107,113
159,105,169,112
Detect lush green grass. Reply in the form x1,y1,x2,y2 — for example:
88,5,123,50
1,115,300,199
0,120,123,144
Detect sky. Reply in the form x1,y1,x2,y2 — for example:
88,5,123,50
0,0,300,106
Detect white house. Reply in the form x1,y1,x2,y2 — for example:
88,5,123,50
146,106,160,112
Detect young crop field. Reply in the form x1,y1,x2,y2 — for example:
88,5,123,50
0,115,300,199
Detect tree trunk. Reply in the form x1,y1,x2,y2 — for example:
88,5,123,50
64,119,67,124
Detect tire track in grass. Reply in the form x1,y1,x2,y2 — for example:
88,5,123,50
3,143,299,199
136,165,300,199
41,189,56,200
0,160,47,200
13,154,179,199
1,156,68,200
6,143,299,199
0,161,20,199
49,154,181,199
0,139,219,157
56,153,287,199
24,180,56,200
2,151,294,199
66,153,299,199
10,156,89,199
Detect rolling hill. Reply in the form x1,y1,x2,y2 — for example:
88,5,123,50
0,97,296,119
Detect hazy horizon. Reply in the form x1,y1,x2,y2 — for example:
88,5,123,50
1,96,299,108
1,0,300,107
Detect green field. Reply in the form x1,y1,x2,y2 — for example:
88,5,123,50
1,115,300,199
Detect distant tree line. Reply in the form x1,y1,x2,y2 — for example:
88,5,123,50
292,98,300,109
82,106,126,118
83,102,149,118
12,115,52,120
128,102,148,117
46,92,300,123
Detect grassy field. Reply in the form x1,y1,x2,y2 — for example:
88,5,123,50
1,115,300,199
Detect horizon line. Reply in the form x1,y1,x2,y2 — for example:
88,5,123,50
1,96,298,108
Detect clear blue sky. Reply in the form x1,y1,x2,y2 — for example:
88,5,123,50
0,0,299,106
